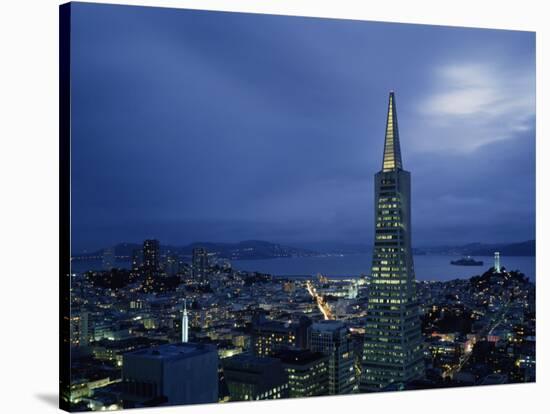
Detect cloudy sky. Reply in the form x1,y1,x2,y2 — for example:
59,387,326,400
70,3,535,253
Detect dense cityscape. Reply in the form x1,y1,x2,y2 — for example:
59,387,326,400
64,92,536,411
65,242,535,410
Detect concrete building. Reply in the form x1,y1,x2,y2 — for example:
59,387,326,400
122,342,218,407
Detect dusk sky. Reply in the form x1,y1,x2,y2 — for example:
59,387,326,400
70,3,536,253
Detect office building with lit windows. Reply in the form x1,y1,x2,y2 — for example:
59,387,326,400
360,91,425,392
70,308,90,347
251,315,311,357
222,353,289,401
310,320,355,395
142,239,160,292
192,247,209,282
275,349,329,398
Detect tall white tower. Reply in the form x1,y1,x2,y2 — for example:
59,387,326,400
182,299,189,343
494,252,501,273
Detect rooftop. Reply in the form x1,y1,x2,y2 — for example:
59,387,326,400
274,349,327,366
125,342,216,361
311,320,345,331
222,353,281,370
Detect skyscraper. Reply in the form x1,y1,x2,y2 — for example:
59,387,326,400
143,239,160,271
192,247,209,282
360,91,424,392
142,239,160,292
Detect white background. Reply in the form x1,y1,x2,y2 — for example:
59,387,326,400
0,0,548,412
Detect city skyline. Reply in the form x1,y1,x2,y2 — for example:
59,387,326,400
70,3,535,252
60,3,536,411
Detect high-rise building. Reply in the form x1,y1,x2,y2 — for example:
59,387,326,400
143,239,160,271
181,299,189,343
142,239,160,292
74,309,90,347
122,343,218,407
222,353,289,401
192,247,209,282
274,349,329,398
360,91,424,392
310,321,355,395
80,310,90,346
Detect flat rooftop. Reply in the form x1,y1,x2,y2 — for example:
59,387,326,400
222,353,281,370
311,320,345,331
274,349,327,366
254,320,297,332
125,342,216,361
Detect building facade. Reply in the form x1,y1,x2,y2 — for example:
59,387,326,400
222,353,289,401
310,320,355,395
275,349,329,398
251,314,311,357
360,91,425,391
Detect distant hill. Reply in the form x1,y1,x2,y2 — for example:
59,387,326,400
416,240,535,257
178,240,318,260
469,240,535,256
73,240,318,261
74,239,535,261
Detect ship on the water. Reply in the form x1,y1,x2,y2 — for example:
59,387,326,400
450,256,484,266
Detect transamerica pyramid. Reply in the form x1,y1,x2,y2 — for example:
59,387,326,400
360,91,425,391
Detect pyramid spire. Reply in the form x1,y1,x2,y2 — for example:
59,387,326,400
382,91,403,172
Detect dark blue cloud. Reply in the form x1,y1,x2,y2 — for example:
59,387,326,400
69,3,535,252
